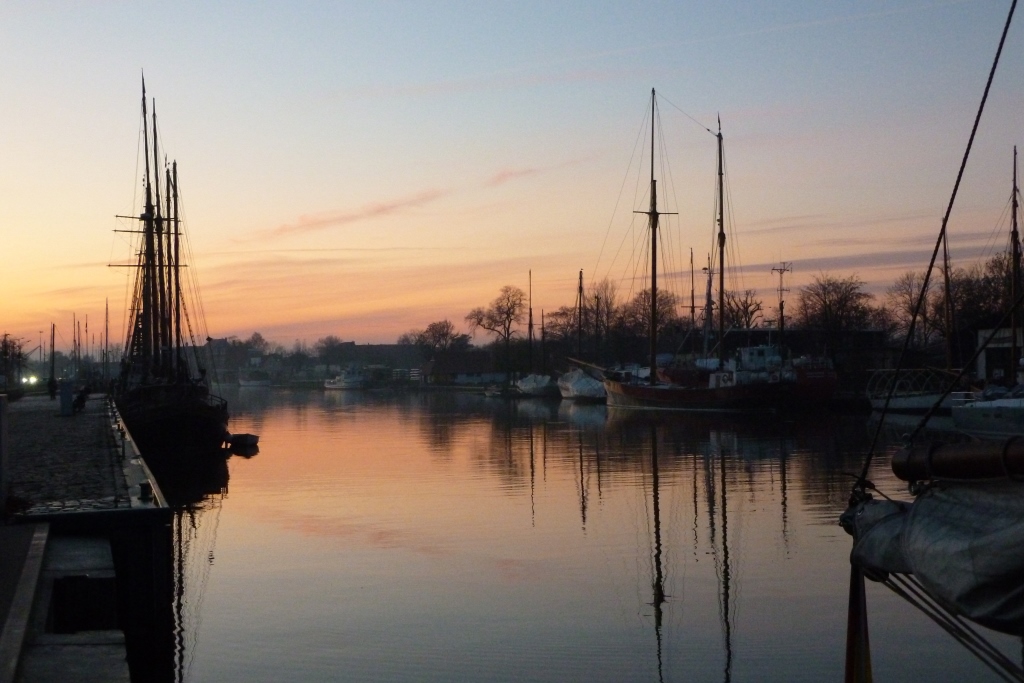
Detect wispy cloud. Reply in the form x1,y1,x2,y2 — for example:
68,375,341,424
267,188,450,238
486,167,543,187
484,157,585,188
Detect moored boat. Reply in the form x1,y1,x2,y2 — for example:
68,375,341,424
516,373,559,397
114,78,228,458
603,92,835,412
324,366,367,390
557,367,606,401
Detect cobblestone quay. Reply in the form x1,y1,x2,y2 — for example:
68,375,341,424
6,394,130,516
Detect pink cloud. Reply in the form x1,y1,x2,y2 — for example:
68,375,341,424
269,188,450,238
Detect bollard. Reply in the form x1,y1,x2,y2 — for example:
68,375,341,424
59,380,74,416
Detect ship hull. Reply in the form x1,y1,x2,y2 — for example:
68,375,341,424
604,376,834,413
116,384,229,458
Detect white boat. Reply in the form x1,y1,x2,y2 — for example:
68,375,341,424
557,368,606,401
516,374,559,397
324,367,367,390
865,368,955,415
951,387,1024,439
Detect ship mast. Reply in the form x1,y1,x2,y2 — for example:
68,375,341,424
576,269,584,358
636,89,676,385
1012,146,1021,381
649,90,658,385
140,77,155,377
528,270,534,372
173,161,181,378
716,118,726,367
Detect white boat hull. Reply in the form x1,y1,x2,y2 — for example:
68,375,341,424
953,397,1024,439
869,393,952,415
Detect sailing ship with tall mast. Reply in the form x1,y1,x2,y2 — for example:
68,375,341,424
114,78,229,457
603,90,835,412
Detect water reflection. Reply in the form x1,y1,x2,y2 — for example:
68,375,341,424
173,498,223,683
169,389,1004,682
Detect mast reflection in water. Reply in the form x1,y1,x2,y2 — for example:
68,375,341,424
163,389,1016,682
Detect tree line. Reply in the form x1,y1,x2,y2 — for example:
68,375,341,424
409,252,1019,370
33,252,1003,378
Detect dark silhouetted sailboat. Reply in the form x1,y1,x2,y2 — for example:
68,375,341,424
114,78,229,459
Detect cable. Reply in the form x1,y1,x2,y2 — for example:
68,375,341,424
858,0,1018,488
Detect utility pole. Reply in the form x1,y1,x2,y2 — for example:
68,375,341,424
772,262,792,354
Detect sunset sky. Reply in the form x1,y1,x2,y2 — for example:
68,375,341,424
2,1,1024,351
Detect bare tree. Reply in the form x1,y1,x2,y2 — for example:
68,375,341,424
723,289,763,329
795,273,874,356
314,335,347,366
588,278,619,338
465,285,527,380
886,271,938,348
421,320,471,352
615,289,681,338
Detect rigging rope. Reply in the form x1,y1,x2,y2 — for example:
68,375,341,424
857,0,1018,490
885,573,1024,682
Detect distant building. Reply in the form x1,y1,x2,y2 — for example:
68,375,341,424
975,328,1024,383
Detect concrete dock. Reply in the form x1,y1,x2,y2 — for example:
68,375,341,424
4,394,130,515
0,393,172,683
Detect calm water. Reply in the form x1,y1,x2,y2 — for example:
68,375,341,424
170,388,1017,682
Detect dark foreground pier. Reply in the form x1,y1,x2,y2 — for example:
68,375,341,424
0,393,174,683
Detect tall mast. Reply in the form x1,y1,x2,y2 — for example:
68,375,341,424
650,90,658,386
1012,146,1021,381
154,105,168,374
690,248,695,335
576,269,584,357
941,200,956,370
703,255,714,356
528,270,534,372
540,310,546,373
173,161,181,376
633,89,675,384
716,118,726,366
140,77,154,375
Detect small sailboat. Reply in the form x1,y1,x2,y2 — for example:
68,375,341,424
114,78,229,457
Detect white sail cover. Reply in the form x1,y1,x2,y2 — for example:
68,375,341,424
557,368,606,400
844,481,1024,635
516,374,559,397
